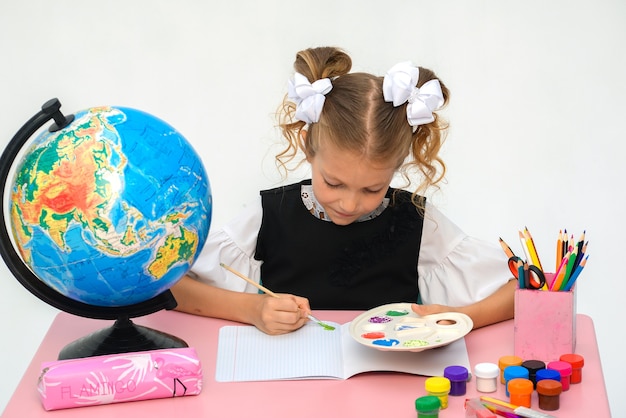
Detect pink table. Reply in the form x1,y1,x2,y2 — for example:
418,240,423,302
2,311,610,417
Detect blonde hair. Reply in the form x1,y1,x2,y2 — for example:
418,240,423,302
276,46,449,205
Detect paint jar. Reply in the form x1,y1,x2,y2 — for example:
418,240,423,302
559,353,584,384
503,365,529,397
535,368,561,385
414,395,440,417
547,360,573,391
508,378,533,408
474,362,499,393
424,377,450,410
537,379,563,411
521,359,545,388
443,365,468,396
498,355,523,384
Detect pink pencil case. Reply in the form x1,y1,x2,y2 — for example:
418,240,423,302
38,347,202,411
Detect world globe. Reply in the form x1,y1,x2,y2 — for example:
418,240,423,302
0,99,211,358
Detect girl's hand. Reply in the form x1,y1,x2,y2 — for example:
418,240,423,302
411,303,465,326
252,294,311,335
410,303,456,317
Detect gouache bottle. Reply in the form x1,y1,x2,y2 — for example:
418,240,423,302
537,379,563,411
560,353,584,384
508,378,533,408
521,359,545,388
443,365,468,396
474,362,499,393
547,360,573,391
498,355,523,384
535,368,561,385
415,395,441,418
424,377,450,410
503,365,529,397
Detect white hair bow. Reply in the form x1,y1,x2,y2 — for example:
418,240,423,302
287,72,333,124
383,61,444,127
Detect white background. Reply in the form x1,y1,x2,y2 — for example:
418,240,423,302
1,1,624,415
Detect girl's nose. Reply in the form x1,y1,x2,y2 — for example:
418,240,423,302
338,192,359,214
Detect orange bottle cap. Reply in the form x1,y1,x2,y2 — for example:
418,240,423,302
499,355,523,369
508,378,533,395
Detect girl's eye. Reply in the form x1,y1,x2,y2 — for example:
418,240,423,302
324,180,341,189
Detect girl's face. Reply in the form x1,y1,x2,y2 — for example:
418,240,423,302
308,141,396,226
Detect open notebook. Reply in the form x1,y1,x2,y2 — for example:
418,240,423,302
215,321,470,382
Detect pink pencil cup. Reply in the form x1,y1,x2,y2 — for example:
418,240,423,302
514,280,576,361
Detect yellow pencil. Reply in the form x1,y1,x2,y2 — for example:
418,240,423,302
523,226,543,271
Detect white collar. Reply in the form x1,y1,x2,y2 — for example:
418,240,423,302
300,184,389,223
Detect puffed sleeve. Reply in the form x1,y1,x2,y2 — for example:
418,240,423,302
188,198,263,294
417,202,512,306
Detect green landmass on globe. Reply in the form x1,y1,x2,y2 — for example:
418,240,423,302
9,106,211,307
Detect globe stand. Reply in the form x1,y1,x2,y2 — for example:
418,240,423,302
0,98,192,361
58,314,188,360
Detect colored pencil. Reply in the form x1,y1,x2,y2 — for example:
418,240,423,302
550,252,570,291
556,230,563,271
219,262,335,330
499,237,516,259
574,237,587,270
516,259,524,289
563,255,588,291
524,226,544,271
559,249,579,290
518,231,533,264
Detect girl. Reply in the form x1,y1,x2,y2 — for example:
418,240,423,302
171,46,516,335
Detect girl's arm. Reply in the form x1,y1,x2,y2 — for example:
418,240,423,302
411,279,516,329
170,275,311,335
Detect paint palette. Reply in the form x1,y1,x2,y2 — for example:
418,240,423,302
349,303,473,352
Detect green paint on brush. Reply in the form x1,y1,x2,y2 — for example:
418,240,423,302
308,314,335,331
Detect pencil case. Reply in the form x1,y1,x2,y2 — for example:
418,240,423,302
37,347,202,411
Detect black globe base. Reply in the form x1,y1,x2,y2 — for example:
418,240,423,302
58,315,188,360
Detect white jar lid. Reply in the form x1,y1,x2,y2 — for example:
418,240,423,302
474,362,499,378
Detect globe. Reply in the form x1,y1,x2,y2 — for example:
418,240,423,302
0,99,211,358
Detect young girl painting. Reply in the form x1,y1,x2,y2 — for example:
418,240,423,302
171,46,515,335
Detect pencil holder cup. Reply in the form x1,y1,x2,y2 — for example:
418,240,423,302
514,275,576,362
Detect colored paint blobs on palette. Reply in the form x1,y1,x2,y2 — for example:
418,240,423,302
403,340,429,348
361,332,386,339
385,309,410,316
372,339,400,347
349,303,473,352
368,316,392,323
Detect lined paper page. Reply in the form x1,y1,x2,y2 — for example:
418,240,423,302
215,321,471,382
215,322,344,382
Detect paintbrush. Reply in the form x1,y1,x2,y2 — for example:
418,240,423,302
219,262,335,330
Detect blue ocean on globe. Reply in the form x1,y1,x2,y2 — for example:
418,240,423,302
9,106,211,307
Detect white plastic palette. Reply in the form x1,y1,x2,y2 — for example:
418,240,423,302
349,303,473,352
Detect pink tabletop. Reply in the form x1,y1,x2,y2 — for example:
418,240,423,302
2,311,610,417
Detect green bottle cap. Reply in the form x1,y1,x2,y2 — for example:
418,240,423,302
415,395,441,411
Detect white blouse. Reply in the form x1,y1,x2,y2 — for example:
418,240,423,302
189,197,512,307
